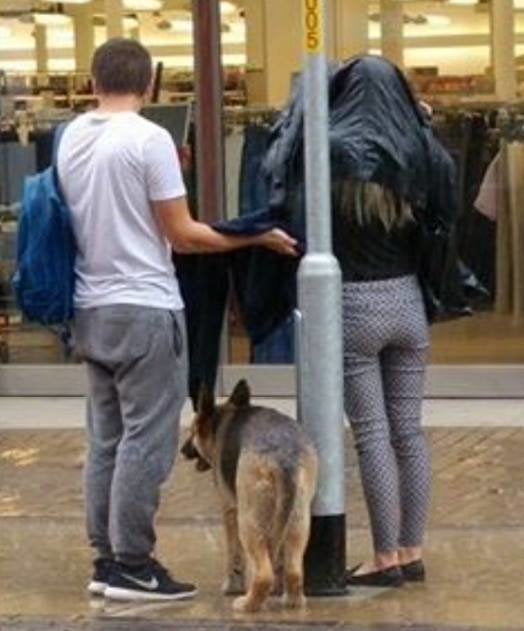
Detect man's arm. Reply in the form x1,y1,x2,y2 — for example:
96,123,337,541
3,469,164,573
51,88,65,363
153,196,298,256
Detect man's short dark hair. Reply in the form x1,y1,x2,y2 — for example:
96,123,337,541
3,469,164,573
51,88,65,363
91,38,153,97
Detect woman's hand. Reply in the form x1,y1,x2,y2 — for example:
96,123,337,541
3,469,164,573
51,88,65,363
257,228,299,256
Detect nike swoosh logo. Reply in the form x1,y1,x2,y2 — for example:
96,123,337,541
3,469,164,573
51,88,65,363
121,574,159,591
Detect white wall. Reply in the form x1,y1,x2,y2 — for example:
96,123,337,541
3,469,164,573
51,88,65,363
405,46,491,75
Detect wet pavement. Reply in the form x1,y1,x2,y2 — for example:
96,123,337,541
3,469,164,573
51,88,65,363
0,624,519,631
1,424,524,631
3,623,518,631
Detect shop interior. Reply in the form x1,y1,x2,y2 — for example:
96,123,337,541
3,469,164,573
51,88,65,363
0,0,523,371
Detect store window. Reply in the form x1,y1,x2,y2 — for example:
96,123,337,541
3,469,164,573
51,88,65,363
226,0,524,368
0,0,522,381
0,0,245,366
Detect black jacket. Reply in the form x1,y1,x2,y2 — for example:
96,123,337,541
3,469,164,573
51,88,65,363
176,209,300,407
265,55,458,229
263,55,473,322
179,56,471,404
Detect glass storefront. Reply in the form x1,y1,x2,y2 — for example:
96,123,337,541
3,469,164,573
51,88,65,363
0,0,522,394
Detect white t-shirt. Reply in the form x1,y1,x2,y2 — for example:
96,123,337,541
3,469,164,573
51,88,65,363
57,110,186,311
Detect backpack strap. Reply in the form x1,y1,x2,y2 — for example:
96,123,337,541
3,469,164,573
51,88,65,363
52,122,74,341
51,122,69,194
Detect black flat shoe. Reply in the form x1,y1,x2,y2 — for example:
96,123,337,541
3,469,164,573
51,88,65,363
401,559,426,582
345,564,404,587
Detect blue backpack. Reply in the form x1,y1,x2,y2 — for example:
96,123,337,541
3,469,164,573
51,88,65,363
12,124,76,326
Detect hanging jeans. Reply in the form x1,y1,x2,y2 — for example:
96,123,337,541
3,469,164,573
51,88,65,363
239,125,295,364
239,125,271,217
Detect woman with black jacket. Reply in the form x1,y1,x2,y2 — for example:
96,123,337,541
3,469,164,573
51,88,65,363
329,56,454,587
266,54,460,587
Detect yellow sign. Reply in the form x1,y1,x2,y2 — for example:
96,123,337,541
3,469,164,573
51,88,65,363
304,0,324,54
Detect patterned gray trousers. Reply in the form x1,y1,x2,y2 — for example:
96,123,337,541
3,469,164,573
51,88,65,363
343,275,431,553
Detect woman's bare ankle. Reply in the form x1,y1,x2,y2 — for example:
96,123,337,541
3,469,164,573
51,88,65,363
399,546,423,565
375,551,400,570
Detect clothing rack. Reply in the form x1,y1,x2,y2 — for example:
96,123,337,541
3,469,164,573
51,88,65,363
496,111,524,141
0,109,72,144
0,109,71,213
223,106,280,128
494,137,524,322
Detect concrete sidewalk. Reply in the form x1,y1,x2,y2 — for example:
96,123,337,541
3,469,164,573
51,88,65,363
1,422,524,631
0,622,518,631
2,622,516,631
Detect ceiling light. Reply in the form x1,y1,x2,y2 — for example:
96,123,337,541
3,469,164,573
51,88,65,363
123,16,139,29
55,0,92,4
425,14,451,27
33,12,71,26
220,1,237,16
123,0,163,10
159,9,193,33
229,21,246,34
447,0,476,5
0,25,12,39
48,28,74,43
169,19,193,33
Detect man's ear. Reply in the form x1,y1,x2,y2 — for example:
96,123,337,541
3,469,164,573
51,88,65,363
198,385,216,418
228,379,251,408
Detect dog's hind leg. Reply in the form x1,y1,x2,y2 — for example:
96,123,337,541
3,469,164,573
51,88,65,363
282,505,309,608
233,458,276,613
270,546,284,596
282,457,317,609
233,527,273,613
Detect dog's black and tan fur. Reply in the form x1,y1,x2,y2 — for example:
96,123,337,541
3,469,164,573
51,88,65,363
181,380,318,613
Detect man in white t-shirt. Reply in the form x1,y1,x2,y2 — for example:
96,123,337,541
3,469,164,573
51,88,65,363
58,38,297,602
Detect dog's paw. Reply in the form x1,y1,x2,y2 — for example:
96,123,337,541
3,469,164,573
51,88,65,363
222,573,245,596
233,595,259,613
282,592,306,609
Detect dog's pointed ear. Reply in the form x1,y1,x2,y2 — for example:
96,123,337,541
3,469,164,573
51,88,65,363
228,379,251,407
198,385,216,418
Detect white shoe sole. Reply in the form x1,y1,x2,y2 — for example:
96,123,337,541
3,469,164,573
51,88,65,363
88,580,107,596
104,586,198,602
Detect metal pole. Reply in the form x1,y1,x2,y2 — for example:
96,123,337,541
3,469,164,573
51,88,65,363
192,0,226,223
192,1,229,392
298,0,347,596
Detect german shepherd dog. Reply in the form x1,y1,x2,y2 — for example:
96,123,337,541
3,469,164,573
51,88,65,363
181,380,318,613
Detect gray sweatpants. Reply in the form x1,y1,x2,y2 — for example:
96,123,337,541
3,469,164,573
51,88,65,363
73,305,188,565
342,275,431,553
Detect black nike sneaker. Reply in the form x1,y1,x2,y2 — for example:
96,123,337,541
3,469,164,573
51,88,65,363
88,558,114,596
104,558,198,601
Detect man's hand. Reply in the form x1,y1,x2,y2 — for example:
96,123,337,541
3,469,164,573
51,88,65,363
256,228,299,256
153,197,299,256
